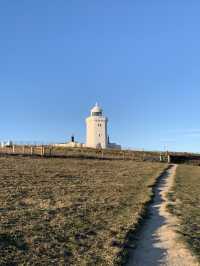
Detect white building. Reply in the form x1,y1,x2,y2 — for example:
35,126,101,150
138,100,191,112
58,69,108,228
86,103,121,150
54,103,121,150
1,140,13,147
53,135,84,148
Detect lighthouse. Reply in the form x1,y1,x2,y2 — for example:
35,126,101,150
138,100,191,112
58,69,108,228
54,103,121,150
86,103,108,149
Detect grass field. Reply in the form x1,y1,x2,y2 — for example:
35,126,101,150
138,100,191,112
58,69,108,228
0,156,165,265
168,165,200,261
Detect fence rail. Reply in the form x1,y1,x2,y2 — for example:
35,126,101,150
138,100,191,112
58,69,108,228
0,145,170,162
1,146,199,164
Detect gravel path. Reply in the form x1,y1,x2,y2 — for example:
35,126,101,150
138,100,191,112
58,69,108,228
127,164,199,266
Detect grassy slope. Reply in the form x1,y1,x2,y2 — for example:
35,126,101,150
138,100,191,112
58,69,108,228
0,157,165,265
169,165,200,261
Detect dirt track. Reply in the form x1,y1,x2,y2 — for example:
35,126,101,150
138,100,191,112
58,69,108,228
127,164,199,266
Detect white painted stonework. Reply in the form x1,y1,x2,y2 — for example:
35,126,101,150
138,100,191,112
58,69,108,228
86,104,108,149
54,142,84,148
55,103,121,150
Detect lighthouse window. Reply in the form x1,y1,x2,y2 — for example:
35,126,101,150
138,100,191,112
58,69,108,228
92,112,102,116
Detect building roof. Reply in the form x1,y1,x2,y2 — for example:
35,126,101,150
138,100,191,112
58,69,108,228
91,103,102,114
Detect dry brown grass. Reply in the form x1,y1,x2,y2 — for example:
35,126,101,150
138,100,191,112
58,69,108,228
0,156,165,265
168,165,200,262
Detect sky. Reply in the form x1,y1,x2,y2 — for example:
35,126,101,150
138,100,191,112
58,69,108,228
0,0,200,152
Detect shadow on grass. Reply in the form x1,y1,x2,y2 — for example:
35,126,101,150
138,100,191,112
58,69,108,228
0,233,29,251
120,165,174,266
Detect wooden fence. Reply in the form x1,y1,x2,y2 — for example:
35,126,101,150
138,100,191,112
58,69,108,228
0,145,169,162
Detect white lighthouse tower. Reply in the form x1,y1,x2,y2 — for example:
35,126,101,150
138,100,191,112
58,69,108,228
86,103,108,149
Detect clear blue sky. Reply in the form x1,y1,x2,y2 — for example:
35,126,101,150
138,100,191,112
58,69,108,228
1,0,200,152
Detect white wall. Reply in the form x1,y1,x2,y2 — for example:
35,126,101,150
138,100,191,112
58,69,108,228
86,116,108,149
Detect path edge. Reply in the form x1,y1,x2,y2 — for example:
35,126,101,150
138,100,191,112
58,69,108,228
115,164,173,266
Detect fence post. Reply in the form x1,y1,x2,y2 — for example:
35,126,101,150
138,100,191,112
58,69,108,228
40,146,43,156
123,151,125,160
168,155,171,163
22,146,25,155
31,146,33,155
101,150,104,159
12,145,15,154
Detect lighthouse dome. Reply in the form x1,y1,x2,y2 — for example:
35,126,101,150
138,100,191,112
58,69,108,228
91,103,103,116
